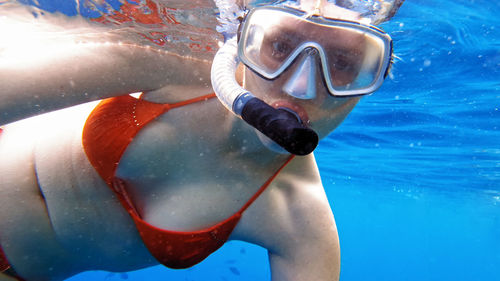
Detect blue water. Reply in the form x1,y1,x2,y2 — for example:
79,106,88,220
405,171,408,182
7,0,500,280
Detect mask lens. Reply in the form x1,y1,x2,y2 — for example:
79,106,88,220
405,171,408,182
240,9,301,76
324,26,389,92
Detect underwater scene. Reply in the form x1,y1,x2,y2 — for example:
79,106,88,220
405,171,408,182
1,0,499,280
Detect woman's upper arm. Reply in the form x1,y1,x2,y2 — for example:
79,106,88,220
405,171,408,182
0,43,211,124
230,155,341,281
0,12,212,125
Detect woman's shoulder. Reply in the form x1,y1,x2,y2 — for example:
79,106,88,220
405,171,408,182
229,153,333,245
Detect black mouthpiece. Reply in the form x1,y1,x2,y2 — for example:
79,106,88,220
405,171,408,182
240,97,318,155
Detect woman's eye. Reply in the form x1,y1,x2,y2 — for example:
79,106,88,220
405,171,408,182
333,50,361,72
334,55,350,71
271,40,292,60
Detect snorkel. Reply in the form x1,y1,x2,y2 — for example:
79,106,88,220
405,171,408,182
211,0,405,156
211,36,318,155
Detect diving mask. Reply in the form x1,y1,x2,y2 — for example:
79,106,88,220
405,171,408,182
211,5,397,155
238,6,393,96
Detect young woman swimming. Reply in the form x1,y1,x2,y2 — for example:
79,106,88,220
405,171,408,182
0,0,404,280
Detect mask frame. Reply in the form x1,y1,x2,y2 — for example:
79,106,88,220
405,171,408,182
237,6,393,97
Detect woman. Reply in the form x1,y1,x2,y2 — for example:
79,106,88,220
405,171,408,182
0,0,403,280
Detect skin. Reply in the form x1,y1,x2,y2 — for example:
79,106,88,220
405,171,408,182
0,1,373,280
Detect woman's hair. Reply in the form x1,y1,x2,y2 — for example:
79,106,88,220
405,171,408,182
215,0,404,38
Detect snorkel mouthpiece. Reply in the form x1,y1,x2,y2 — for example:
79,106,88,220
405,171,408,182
211,37,318,155
240,98,318,155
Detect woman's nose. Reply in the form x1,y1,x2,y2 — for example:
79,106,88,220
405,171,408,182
282,48,318,100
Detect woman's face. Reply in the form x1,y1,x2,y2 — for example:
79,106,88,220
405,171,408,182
243,4,364,139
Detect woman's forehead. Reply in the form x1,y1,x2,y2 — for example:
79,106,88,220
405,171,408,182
233,0,404,24
319,4,361,21
237,0,361,20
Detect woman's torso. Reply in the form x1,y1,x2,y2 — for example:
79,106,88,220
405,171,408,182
0,92,300,280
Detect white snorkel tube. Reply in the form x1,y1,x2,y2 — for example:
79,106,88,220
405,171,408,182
211,36,319,155
210,37,251,116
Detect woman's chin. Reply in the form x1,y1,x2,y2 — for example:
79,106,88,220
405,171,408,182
254,129,290,154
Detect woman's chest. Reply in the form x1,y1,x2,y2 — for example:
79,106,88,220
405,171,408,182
114,105,281,231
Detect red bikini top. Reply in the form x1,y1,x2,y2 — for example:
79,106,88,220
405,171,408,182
82,94,294,269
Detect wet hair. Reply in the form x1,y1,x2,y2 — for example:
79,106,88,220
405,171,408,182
215,0,404,38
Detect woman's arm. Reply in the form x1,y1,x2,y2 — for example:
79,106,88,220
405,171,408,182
0,41,211,125
230,155,340,281
0,7,213,125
